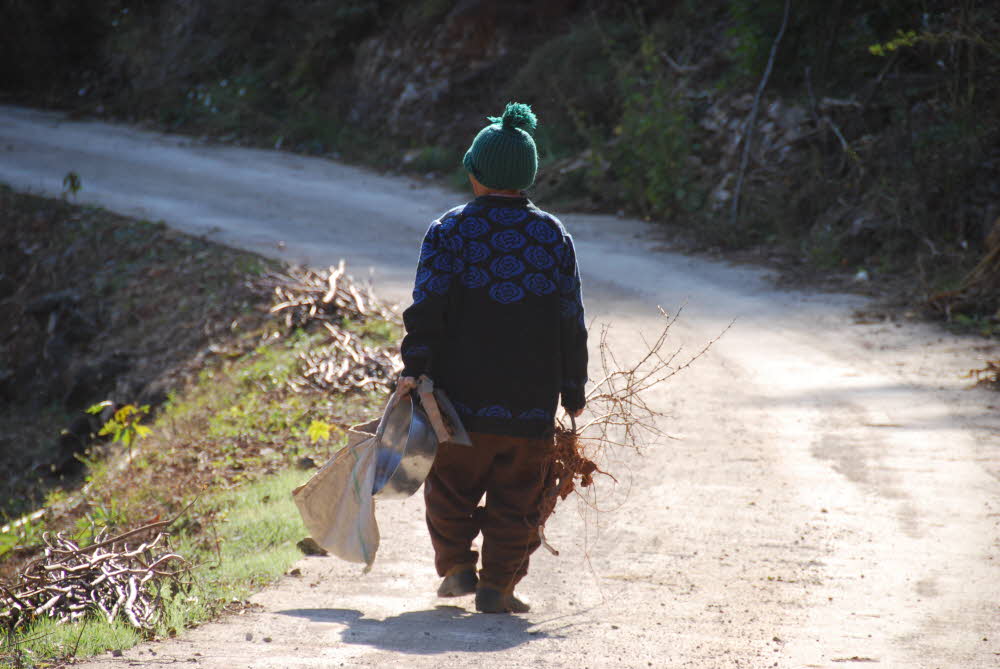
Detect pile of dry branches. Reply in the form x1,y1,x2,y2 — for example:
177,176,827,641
539,308,727,550
255,261,395,330
0,527,187,633
967,359,1000,390
291,322,403,394
255,262,403,395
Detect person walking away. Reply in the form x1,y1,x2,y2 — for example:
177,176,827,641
397,102,588,614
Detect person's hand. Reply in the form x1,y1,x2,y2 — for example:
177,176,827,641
568,406,584,418
396,376,418,396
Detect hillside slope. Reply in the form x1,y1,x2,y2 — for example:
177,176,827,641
1,0,997,320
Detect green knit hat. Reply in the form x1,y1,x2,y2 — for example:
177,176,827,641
463,102,538,191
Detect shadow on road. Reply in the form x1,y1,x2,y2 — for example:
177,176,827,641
277,605,550,654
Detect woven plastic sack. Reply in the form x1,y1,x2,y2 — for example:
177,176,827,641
292,419,381,571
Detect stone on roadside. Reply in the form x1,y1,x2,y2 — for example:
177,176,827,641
296,537,329,556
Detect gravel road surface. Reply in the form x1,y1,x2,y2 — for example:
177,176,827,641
2,105,998,668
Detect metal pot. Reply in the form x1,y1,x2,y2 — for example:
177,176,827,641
372,394,437,499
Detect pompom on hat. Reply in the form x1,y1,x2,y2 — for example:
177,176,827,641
463,102,539,191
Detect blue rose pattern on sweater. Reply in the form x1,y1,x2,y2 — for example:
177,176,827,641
406,202,584,313
400,195,588,437
409,208,584,310
452,400,554,424
490,255,525,280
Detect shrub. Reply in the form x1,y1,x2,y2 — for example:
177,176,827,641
613,33,701,220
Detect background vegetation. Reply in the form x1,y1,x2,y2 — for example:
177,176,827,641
0,1,996,311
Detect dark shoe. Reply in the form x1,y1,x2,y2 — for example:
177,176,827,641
437,567,478,597
475,586,530,614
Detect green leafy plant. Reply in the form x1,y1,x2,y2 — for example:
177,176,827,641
868,29,921,56
403,146,458,174
306,420,332,443
87,402,153,465
0,513,47,558
75,497,129,539
62,171,82,199
614,33,701,220
949,314,998,337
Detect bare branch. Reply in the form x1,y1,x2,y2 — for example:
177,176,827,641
730,0,792,227
539,308,727,546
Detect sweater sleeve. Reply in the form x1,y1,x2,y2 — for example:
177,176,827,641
558,236,588,412
400,223,456,379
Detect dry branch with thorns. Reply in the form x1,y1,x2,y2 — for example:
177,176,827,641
539,308,729,552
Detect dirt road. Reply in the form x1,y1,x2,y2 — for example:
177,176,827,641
2,105,998,668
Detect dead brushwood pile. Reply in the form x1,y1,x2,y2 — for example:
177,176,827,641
255,262,403,394
293,322,403,394
967,359,1000,390
539,308,727,553
0,526,187,634
256,261,395,329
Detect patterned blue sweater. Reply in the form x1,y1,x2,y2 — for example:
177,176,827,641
400,195,588,438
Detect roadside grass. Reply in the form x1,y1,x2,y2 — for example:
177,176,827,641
9,618,142,665
2,320,391,667
7,469,312,665
1,189,401,666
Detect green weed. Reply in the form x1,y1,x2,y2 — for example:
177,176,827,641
948,314,999,338
10,616,142,665
0,515,47,560
614,33,702,221
342,317,402,346
87,403,152,462
74,498,129,539
62,172,82,199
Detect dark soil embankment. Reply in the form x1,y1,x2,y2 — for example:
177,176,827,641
0,190,401,666
0,186,272,519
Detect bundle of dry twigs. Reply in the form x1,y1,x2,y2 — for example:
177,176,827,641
966,359,1000,389
255,261,395,330
255,262,403,395
0,528,187,633
539,308,729,551
291,322,403,394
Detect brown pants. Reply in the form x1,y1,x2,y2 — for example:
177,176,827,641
424,431,553,593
